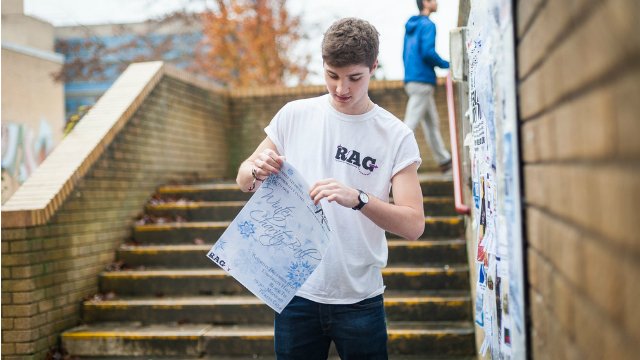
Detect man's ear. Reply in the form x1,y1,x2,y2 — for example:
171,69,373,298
370,59,379,74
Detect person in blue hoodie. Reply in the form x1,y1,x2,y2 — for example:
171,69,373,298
403,0,452,173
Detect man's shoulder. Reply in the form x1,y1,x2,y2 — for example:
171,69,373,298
374,106,413,135
420,17,436,29
275,95,327,123
411,15,434,26
374,105,399,121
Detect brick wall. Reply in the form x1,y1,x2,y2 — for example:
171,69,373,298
228,79,452,174
517,0,640,358
1,72,230,359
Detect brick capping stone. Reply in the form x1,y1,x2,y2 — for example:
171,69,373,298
162,65,228,95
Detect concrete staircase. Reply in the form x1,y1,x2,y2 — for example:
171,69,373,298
62,174,476,359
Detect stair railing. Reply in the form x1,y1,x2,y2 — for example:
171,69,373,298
445,72,471,215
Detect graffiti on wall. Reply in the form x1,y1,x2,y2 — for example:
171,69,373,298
1,119,55,203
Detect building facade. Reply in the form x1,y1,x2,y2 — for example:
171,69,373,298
54,17,203,119
1,0,65,203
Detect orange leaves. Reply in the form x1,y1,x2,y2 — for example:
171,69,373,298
196,0,310,87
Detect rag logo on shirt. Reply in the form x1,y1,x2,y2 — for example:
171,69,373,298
334,145,378,175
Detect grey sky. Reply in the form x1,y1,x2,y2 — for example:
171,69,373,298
24,0,459,83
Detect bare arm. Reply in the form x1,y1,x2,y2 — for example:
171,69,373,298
309,163,425,240
236,137,285,192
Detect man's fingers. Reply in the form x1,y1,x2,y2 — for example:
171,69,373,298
309,182,335,198
312,189,331,205
267,152,284,165
255,154,282,174
310,178,337,192
262,149,284,165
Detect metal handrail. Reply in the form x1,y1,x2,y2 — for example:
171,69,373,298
445,72,470,215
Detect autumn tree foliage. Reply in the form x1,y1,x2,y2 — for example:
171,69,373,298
195,0,310,87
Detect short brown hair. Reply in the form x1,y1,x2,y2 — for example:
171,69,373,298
321,18,379,69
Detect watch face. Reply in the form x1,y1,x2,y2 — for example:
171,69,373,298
353,190,369,210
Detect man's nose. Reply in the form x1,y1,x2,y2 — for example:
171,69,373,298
336,80,348,95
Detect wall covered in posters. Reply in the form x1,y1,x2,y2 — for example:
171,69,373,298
465,0,526,358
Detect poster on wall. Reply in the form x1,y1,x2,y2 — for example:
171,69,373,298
466,0,526,358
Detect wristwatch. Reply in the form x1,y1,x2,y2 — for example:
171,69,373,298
352,189,369,210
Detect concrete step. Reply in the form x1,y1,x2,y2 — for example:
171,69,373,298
417,172,455,196
62,321,475,357
155,175,453,202
412,216,465,239
421,197,457,216
82,293,472,324
157,183,251,202
145,196,457,221
117,239,468,268
132,217,464,244
419,181,454,197
145,200,245,222
388,239,467,265
99,266,470,297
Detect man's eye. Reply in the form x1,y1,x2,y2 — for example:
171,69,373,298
350,77,362,81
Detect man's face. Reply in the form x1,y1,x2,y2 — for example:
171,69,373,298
424,0,438,13
324,62,376,115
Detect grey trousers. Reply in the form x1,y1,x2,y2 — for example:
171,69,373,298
404,82,451,165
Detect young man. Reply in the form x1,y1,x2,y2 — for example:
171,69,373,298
237,18,425,359
403,0,452,173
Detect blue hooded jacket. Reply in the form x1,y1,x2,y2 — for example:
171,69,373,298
403,15,449,84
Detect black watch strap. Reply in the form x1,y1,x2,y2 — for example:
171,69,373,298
352,189,369,210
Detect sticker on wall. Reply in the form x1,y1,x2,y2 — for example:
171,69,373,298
475,290,485,327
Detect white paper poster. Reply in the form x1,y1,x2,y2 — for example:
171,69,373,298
206,162,333,313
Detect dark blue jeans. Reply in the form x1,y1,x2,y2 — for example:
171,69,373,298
274,295,388,359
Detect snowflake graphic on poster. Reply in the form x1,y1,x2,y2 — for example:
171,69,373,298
215,239,227,251
287,260,313,288
264,174,278,188
237,221,256,239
